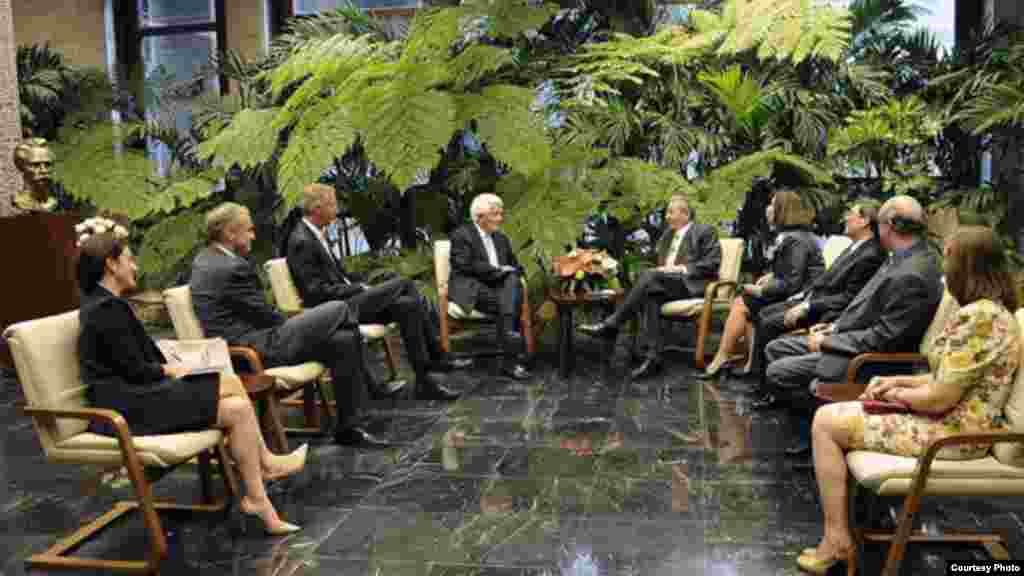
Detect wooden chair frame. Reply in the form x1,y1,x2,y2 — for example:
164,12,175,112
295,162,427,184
851,432,1024,576
434,241,536,358
663,279,740,369
21,405,238,574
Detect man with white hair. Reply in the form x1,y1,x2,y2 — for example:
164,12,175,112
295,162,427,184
763,195,943,456
449,193,531,380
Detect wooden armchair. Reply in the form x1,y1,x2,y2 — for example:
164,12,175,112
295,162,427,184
162,285,324,452
814,289,960,402
844,308,1024,575
2,310,238,574
659,238,745,369
433,240,536,356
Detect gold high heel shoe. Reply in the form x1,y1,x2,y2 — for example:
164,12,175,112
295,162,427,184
264,444,308,482
240,497,301,536
796,547,856,575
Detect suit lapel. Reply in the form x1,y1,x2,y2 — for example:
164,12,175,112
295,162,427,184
469,226,490,264
302,223,346,282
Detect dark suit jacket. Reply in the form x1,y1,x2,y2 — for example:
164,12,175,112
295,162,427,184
190,246,285,352
79,286,167,397
449,224,521,312
817,240,943,380
653,222,722,296
760,227,824,301
286,221,364,308
801,238,886,323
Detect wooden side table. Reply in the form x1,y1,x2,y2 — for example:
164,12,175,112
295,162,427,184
549,289,623,380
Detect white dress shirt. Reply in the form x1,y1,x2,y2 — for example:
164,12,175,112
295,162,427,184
665,223,691,269
475,223,500,267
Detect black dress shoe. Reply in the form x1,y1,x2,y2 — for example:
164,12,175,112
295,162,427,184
785,438,810,456
371,379,407,400
750,392,779,410
435,357,474,372
630,357,662,380
579,321,618,338
501,363,532,381
334,427,391,448
417,373,461,401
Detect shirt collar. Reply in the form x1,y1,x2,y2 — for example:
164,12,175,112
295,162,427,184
673,223,691,239
215,243,239,259
303,218,328,243
890,239,923,263
475,222,492,239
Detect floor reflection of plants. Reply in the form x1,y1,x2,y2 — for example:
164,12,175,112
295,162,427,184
375,415,685,574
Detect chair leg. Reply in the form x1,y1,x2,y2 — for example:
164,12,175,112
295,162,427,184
882,493,920,576
260,392,290,454
301,383,321,430
381,337,400,381
521,301,536,356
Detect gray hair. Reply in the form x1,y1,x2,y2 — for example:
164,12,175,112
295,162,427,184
206,202,248,243
470,193,503,223
301,183,334,215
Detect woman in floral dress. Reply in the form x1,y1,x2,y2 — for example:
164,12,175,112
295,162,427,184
797,226,1021,574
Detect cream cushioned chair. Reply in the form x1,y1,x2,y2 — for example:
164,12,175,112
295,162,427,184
3,310,238,574
822,234,854,270
434,239,536,356
263,258,401,382
163,285,325,449
842,308,1024,576
658,237,744,369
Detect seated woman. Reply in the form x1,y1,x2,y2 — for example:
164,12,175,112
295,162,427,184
798,226,1021,574
702,190,824,378
76,219,306,536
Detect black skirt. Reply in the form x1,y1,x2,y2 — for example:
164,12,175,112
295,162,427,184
88,373,221,437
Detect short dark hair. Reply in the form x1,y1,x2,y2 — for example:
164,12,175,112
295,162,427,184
944,226,1019,310
77,233,125,294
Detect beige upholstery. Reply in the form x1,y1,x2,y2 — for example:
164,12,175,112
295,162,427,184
661,238,744,318
822,235,853,269
263,258,397,340
162,285,326,391
847,451,1024,496
993,309,1024,466
433,240,489,320
2,311,224,468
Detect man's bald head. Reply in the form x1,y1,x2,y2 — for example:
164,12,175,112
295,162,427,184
878,195,926,250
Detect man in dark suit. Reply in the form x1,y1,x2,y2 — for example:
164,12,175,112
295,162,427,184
749,200,886,409
286,184,461,401
449,193,531,380
581,195,722,379
190,202,391,448
764,195,943,455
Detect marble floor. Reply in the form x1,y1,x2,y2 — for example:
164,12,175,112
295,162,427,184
1,331,1022,575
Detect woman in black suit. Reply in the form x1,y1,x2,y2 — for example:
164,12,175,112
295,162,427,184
703,190,824,377
76,222,304,535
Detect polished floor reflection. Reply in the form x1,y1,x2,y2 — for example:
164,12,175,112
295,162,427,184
1,332,1022,575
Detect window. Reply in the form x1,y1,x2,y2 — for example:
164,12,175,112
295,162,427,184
293,0,420,15
119,0,226,174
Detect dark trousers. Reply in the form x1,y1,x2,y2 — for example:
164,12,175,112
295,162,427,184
254,301,368,431
752,299,815,394
348,278,436,381
764,335,822,445
474,272,524,364
611,269,694,358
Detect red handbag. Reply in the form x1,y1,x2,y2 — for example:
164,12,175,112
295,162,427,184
861,400,912,415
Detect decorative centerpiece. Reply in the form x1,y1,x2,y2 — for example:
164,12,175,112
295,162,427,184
552,248,620,295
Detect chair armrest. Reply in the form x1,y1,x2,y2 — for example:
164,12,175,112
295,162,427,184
704,280,738,301
904,432,1024,501
23,405,144,466
229,346,266,373
846,353,928,384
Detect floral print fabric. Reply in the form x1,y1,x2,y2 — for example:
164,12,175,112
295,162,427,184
860,299,1020,460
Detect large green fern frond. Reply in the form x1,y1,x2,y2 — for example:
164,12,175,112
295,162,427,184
196,108,281,170
460,0,559,39
276,97,359,206
265,33,382,101
449,44,517,90
955,82,1024,134
456,85,552,177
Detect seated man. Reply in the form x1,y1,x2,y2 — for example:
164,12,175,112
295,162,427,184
190,202,391,448
286,184,462,401
581,195,722,379
449,193,531,380
749,200,886,409
764,195,943,456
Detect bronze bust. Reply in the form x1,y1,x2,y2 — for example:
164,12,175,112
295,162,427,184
12,138,57,213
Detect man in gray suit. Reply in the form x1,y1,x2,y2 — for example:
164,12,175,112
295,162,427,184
764,195,943,455
581,195,722,379
189,202,391,448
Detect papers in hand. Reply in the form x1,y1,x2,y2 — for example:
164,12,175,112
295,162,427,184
156,338,231,376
